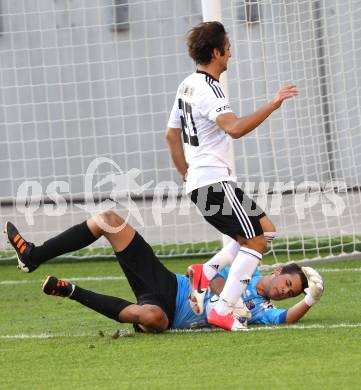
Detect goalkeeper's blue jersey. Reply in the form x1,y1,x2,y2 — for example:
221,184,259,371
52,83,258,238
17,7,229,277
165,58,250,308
171,274,212,329
171,267,287,329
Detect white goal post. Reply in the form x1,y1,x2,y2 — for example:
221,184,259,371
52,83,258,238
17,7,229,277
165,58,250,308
1,0,361,265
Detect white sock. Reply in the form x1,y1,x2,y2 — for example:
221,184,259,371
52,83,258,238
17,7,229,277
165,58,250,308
203,240,240,280
213,298,231,315
215,247,261,315
264,231,276,244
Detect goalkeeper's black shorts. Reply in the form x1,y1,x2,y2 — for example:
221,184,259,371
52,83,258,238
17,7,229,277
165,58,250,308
191,181,266,240
115,232,177,328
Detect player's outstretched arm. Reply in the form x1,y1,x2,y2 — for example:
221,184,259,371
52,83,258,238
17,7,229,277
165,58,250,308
285,300,311,324
285,267,324,324
166,127,188,181
216,85,298,139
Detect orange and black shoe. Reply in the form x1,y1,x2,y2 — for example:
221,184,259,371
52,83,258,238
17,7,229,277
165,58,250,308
5,221,37,273
42,276,75,298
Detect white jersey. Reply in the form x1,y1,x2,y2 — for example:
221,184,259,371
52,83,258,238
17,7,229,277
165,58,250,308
167,70,236,193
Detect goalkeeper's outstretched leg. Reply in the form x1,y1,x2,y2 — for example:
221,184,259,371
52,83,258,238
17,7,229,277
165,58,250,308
6,210,177,333
42,274,169,333
6,210,138,272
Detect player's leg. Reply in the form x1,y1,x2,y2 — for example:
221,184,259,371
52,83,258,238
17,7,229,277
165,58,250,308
5,210,135,273
39,211,172,332
90,210,178,329
206,232,265,331
119,304,168,333
190,181,267,330
42,276,168,333
5,219,100,272
259,214,276,245
192,215,275,282
200,240,240,278
24,209,177,329
86,210,135,252
188,212,276,317
187,239,240,314
215,233,265,309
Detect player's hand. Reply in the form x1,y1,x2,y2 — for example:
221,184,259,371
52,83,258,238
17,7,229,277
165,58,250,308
272,85,298,109
301,266,324,306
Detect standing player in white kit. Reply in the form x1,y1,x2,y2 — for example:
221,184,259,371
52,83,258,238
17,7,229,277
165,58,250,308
166,21,298,330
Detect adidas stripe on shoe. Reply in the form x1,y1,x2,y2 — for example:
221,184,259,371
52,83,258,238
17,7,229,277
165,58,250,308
5,221,37,273
42,276,75,298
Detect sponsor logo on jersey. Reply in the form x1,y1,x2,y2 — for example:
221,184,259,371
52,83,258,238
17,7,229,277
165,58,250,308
179,83,194,97
216,105,231,112
245,300,255,310
261,300,274,310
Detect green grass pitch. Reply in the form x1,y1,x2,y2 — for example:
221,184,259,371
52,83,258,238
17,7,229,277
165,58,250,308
1,258,361,389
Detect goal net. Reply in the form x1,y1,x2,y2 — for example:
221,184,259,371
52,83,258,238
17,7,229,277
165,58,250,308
1,0,361,265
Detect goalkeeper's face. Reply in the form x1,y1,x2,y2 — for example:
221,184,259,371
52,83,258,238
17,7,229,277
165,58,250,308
266,271,303,301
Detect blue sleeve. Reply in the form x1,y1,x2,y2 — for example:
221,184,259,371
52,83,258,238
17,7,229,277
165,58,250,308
213,266,229,281
252,267,261,278
254,308,287,325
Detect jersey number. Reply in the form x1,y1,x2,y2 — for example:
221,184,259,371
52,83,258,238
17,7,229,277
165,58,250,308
178,98,199,146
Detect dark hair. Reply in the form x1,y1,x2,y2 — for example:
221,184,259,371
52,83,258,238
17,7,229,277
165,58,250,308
280,263,308,293
186,21,227,65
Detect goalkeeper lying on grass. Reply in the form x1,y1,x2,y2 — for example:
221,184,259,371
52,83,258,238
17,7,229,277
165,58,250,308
5,210,323,333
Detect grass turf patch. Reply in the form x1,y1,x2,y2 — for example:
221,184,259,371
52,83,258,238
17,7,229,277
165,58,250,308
0,259,360,389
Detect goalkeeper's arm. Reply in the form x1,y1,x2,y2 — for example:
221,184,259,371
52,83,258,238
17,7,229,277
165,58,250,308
285,300,312,324
286,267,324,324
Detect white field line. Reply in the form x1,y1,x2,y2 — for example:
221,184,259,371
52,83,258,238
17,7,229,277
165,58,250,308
1,267,361,286
2,323,361,339
317,267,361,273
0,333,93,339
169,323,361,333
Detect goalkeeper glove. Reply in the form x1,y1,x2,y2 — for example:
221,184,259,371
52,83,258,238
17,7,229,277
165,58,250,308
301,266,324,306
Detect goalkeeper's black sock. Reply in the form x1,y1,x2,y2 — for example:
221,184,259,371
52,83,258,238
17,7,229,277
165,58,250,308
70,286,133,322
29,221,97,265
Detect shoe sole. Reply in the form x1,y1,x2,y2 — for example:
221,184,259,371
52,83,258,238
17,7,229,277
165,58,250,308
208,321,248,331
42,275,52,293
208,311,248,331
187,265,206,315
